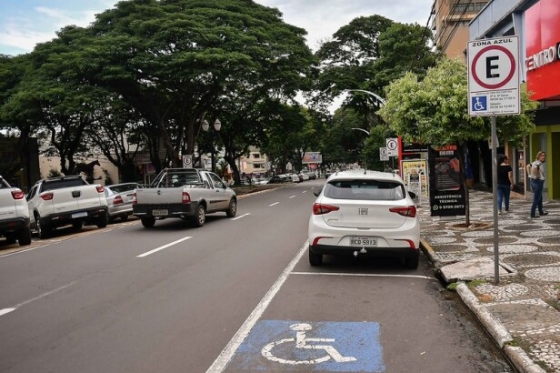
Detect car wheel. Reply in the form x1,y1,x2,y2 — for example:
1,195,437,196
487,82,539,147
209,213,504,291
35,214,52,239
192,204,206,227
18,227,32,246
5,233,16,244
72,221,83,231
97,212,108,228
308,246,323,266
404,251,420,269
141,217,156,228
226,199,237,218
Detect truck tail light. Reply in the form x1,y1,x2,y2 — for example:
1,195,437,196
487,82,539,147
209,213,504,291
41,192,54,201
96,185,104,193
389,206,417,218
113,195,123,205
312,203,339,215
11,190,25,200
182,192,191,203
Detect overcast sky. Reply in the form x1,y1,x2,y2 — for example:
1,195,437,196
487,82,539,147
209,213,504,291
0,0,433,56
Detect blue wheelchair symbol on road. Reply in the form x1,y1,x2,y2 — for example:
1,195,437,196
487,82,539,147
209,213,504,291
227,320,385,372
472,96,487,112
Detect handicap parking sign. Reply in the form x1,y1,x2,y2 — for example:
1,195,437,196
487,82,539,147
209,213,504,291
226,320,385,372
471,96,487,112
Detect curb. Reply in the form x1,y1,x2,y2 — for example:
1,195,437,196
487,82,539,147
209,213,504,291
455,283,546,373
420,239,546,372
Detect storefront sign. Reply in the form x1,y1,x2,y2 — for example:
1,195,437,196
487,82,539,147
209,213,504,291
525,0,560,100
401,159,429,205
428,145,466,217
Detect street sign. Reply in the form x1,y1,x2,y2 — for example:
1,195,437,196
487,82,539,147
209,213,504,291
379,147,389,161
385,138,398,157
182,155,192,168
468,36,520,117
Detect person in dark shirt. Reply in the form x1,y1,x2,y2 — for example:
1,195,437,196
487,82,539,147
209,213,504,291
496,154,514,214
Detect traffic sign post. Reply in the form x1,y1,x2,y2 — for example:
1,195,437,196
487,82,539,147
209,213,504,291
467,36,520,285
468,36,520,117
379,147,389,161
385,138,398,157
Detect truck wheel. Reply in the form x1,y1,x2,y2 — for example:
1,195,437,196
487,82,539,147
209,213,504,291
35,214,52,239
192,204,206,227
5,233,16,245
97,212,108,228
226,199,237,218
404,251,420,269
141,217,156,228
18,227,32,246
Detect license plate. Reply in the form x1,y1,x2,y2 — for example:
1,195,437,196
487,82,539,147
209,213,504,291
152,209,168,217
72,211,88,219
350,237,377,247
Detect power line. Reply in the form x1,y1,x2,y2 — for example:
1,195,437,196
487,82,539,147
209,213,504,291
438,0,475,56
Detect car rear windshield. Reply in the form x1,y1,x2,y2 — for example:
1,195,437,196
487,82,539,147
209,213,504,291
41,178,87,192
109,184,138,193
324,179,405,201
153,170,202,188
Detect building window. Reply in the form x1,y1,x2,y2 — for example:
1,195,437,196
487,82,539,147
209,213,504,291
253,164,262,169
452,3,475,13
253,153,261,159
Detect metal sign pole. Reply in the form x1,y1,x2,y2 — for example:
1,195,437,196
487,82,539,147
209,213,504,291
491,116,499,284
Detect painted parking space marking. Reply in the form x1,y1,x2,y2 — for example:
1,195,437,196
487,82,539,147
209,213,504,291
302,190,307,194
269,202,280,207
137,236,191,258
290,195,296,199
292,272,435,280
227,320,384,372
231,213,250,221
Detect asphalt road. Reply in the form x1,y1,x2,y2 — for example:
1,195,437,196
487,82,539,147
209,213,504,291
0,180,512,373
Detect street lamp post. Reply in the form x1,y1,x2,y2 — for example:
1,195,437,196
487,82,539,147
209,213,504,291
201,118,221,173
350,128,370,170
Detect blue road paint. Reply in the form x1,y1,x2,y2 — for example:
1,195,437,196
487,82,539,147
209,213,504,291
226,320,385,372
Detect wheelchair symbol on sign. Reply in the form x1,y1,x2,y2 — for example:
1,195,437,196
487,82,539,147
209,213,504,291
472,96,487,111
261,323,357,365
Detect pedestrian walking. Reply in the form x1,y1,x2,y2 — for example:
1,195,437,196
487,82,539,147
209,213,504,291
529,151,548,218
496,154,513,214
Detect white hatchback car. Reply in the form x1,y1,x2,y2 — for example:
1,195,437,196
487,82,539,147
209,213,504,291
308,170,420,269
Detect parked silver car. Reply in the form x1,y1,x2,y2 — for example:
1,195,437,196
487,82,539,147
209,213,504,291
104,183,142,223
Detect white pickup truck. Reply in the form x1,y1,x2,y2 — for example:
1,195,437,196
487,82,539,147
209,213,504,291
0,175,32,246
26,176,109,238
133,168,237,228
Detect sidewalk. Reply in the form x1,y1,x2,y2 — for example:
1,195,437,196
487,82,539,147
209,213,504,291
419,190,560,373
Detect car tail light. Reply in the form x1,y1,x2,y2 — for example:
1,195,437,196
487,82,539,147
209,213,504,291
182,192,191,203
41,192,54,201
132,193,137,205
313,203,339,215
96,185,104,193
113,195,124,205
11,190,25,199
389,206,417,218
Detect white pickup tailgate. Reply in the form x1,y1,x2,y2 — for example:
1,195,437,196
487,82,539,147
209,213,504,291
135,188,185,204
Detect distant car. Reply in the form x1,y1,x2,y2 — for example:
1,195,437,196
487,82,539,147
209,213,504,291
268,175,288,184
297,172,310,182
289,174,300,183
324,170,334,178
308,170,420,269
104,183,142,223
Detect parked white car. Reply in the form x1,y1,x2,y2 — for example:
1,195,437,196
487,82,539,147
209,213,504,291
308,169,420,268
0,176,31,246
27,176,108,238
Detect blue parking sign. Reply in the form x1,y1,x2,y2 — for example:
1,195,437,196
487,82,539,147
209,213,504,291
471,96,487,111
226,320,385,372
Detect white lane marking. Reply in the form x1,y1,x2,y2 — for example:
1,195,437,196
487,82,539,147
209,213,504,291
289,195,296,199
291,272,435,280
0,281,78,317
137,236,192,258
269,202,280,207
206,242,308,373
231,213,250,221
0,308,16,316
302,191,307,194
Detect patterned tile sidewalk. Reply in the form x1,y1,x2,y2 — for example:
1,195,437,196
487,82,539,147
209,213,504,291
419,191,560,373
